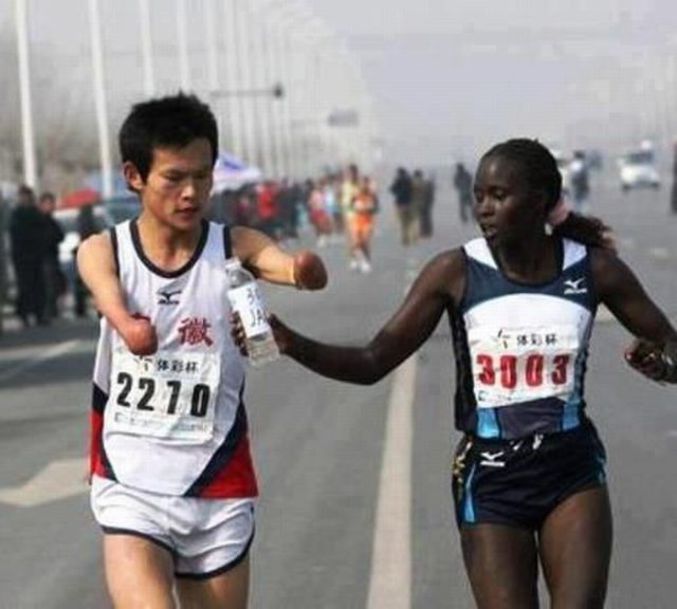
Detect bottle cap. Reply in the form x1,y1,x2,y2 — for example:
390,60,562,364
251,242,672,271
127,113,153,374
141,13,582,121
225,257,242,270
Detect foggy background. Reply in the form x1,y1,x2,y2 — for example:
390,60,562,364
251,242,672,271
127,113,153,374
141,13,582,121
1,0,677,186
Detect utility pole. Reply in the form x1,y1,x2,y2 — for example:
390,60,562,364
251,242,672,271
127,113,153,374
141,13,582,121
176,0,191,91
15,0,37,189
223,0,244,158
204,0,223,147
138,0,155,96
88,0,113,198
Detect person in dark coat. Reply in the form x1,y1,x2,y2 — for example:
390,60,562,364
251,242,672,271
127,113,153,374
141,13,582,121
38,192,65,321
9,185,47,326
420,172,436,238
73,203,101,317
389,167,416,246
670,142,677,215
453,163,474,224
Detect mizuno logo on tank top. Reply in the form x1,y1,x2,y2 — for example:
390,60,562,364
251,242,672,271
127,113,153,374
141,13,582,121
89,219,258,498
450,238,597,440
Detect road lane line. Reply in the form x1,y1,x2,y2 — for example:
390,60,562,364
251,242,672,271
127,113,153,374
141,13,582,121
619,237,636,250
649,247,670,260
0,457,88,507
366,354,416,609
596,305,615,323
0,339,80,385
367,260,418,609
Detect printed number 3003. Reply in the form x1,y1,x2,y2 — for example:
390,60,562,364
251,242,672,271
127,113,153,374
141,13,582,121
476,354,571,389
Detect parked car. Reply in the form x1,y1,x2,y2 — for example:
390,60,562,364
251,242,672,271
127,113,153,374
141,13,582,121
618,144,661,192
53,204,114,288
103,195,141,225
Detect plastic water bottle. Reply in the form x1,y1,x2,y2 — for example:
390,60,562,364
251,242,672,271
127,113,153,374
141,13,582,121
225,257,279,367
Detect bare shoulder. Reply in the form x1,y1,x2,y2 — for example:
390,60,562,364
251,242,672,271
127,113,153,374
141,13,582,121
589,246,631,295
230,225,274,259
428,248,465,274
417,248,466,303
76,231,114,266
589,246,618,271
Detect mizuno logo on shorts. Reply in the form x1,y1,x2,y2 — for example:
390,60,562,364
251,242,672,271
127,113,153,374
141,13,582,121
480,450,506,468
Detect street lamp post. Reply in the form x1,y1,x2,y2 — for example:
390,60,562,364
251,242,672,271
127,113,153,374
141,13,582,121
176,0,191,91
233,0,257,165
223,0,244,159
249,0,278,177
88,0,113,198
138,0,155,96
15,0,38,189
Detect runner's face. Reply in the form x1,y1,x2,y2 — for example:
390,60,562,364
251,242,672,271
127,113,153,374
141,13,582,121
473,156,544,246
126,138,214,232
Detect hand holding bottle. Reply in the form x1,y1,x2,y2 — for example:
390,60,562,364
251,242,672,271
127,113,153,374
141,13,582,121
226,258,280,366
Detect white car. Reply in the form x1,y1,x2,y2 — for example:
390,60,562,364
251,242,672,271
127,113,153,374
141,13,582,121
551,150,572,195
619,150,661,191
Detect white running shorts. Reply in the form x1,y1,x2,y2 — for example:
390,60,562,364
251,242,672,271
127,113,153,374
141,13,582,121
91,475,255,579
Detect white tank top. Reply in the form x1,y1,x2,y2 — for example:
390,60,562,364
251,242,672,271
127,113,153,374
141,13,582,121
90,219,258,497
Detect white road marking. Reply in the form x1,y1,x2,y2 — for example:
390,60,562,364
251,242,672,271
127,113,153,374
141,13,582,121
366,355,415,609
0,457,88,507
596,305,615,323
619,237,636,250
649,247,671,260
367,262,418,609
0,339,80,385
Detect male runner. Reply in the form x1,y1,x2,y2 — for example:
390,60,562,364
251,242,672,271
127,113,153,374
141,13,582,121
78,93,326,609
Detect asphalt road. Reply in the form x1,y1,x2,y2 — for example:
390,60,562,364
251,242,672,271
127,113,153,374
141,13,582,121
0,170,675,608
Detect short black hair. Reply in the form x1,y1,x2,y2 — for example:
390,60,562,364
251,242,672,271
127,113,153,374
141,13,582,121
119,92,218,182
481,138,561,211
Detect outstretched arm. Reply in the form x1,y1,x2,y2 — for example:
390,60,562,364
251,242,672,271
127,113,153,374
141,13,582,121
591,248,677,383
231,226,327,289
260,251,463,384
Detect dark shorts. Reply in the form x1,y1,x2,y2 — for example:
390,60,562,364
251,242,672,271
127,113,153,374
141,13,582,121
451,419,607,530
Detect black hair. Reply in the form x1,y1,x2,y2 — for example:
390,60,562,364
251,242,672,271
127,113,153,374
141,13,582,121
481,138,613,248
118,93,218,182
480,138,561,211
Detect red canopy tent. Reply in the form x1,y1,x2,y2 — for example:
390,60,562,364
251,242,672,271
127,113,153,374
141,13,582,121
58,188,101,209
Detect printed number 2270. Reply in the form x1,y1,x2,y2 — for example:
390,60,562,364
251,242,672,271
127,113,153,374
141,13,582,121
116,373,210,417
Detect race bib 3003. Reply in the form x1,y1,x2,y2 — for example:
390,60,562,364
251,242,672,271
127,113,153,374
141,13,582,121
467,325,581,408
107,349,220,444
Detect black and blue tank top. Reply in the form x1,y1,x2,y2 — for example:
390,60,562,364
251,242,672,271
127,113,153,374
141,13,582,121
451,237,597,440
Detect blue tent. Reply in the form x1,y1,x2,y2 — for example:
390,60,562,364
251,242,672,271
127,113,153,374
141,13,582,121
212,153,262,193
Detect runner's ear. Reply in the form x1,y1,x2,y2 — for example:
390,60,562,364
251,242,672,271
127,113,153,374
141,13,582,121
123,161,144,193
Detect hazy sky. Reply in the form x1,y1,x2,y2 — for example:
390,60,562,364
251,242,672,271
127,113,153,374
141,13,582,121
306,0,677,164
2,0,677,170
